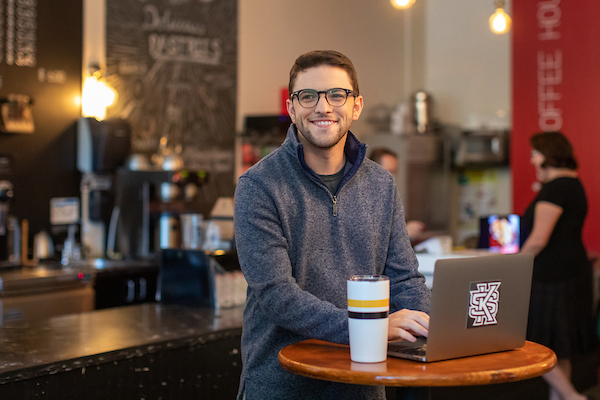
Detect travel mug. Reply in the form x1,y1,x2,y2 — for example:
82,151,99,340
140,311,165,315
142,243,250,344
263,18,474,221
347,275,390,363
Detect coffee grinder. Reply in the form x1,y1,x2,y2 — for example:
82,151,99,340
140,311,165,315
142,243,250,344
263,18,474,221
77,117,131,258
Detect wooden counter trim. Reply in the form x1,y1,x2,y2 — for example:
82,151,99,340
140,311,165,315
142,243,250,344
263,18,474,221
278,339,557,387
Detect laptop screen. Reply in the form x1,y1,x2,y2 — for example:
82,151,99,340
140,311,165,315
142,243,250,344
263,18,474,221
478,214,520,254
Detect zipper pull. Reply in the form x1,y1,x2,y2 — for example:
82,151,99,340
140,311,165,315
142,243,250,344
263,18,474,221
332,196,338,216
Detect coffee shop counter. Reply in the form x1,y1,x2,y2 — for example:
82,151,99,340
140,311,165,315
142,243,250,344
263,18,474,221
0,303,244,400
0,259,162,321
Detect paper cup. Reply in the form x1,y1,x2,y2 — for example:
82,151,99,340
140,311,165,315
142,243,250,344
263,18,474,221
347,275,390,363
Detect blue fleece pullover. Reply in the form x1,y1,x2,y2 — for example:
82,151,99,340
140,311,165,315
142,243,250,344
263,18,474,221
234,125,431,400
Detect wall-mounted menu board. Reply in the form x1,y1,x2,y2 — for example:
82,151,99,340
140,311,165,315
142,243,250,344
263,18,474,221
0,0,82,237
106,0,237,211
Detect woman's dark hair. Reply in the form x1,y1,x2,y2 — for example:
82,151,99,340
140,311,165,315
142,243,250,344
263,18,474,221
530,131,578,170
289,50,359,96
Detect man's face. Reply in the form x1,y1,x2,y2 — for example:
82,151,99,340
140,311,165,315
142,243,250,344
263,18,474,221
379,154,398,176
286,65,363,151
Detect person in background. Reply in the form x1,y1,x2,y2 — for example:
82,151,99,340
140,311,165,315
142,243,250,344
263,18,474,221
234,50,431,400
520,131,597,400
369,147,426,240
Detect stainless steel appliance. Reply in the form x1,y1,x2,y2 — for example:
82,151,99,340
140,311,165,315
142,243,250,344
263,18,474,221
453,129,510,167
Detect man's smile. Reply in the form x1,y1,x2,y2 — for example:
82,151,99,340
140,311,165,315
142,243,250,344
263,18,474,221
311,120,336,127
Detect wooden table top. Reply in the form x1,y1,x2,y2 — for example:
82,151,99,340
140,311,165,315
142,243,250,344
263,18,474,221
278,339,557,387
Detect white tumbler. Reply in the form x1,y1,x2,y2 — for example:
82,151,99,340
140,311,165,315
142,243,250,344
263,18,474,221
347,275,390,363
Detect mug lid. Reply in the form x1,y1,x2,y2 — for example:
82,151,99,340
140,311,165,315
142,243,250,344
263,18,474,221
348,275,389,282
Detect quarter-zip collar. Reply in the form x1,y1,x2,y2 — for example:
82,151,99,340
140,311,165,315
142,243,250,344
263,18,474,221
284,123,367,192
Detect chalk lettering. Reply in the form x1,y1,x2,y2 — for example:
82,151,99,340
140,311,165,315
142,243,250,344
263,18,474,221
148,33,221,65
15,0,36,67
142,5,206,36
46,69,67,84
118,61,148,75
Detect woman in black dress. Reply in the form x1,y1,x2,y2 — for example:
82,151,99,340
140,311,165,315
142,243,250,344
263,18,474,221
521,131,596,400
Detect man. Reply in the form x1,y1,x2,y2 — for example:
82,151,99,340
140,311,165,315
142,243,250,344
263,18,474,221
369,147,427,240
234,50,431,400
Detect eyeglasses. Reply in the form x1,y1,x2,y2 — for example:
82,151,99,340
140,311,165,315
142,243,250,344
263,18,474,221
290,88,356,108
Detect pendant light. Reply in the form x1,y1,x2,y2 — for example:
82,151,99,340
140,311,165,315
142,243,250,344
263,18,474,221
390,0,416,10
489,0,512,34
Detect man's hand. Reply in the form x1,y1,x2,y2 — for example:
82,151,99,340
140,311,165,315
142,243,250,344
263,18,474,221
388,309,430,342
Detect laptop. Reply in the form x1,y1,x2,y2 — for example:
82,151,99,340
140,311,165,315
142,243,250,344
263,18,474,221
478,214,521,254
388,253,534,362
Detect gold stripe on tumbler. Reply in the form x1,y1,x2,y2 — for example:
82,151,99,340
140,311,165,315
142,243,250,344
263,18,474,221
347,299,389,308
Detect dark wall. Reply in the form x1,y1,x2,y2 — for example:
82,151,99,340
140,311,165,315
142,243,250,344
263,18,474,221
0,0,83,238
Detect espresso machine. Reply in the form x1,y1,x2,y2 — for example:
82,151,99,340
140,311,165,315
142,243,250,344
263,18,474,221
78,116,208,260
107,168,207,260
77,117,131,258
0,154,20,268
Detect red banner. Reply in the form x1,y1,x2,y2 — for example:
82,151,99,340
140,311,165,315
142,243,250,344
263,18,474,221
512,0,600,252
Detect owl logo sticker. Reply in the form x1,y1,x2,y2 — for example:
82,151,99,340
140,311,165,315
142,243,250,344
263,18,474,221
467,281,501,328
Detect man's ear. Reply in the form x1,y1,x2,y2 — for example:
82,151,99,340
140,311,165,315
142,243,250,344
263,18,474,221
286,98,296,123
352,95,364,121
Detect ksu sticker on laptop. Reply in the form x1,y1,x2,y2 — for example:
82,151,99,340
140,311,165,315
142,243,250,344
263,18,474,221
467,281,501,328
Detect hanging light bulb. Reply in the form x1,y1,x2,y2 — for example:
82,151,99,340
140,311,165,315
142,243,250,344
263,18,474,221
81,69,117,121
390,0,416,10
489,0,512,34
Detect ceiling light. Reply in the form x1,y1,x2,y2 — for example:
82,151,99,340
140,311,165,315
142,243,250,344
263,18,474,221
489,0,512,35
390,0,416,10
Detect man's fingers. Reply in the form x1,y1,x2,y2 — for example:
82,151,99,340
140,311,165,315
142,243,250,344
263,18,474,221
389,319,428,340
387,309,430,341
391,328,416,342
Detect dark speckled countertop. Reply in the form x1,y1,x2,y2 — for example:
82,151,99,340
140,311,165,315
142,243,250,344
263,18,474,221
0,303,244,385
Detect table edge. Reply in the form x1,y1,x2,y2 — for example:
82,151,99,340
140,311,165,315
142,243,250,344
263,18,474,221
278,339,557,387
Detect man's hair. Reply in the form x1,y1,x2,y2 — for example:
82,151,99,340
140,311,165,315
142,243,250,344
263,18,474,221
369,147,398,164
288,50,360,96
530,131,578,170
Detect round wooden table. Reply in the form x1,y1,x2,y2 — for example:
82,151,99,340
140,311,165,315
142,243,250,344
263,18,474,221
279,339,556,400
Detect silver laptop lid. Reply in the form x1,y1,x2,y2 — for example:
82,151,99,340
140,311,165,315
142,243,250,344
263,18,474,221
424,253,534,362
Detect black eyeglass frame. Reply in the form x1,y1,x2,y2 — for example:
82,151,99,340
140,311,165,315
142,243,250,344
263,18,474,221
290,88,357,108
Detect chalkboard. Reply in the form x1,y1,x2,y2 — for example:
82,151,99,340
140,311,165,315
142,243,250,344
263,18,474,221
105,0,237,213
0,0,83,239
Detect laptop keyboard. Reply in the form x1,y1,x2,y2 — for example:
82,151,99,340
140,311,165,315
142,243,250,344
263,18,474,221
390,343,427,357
